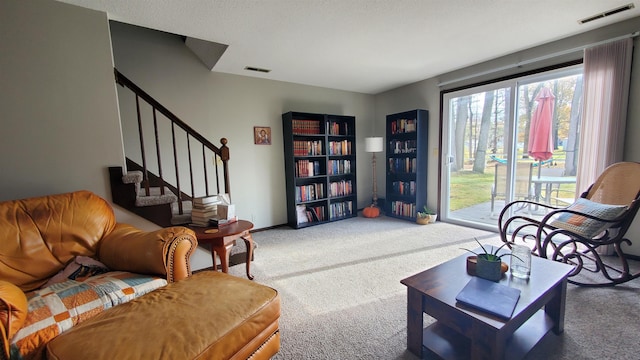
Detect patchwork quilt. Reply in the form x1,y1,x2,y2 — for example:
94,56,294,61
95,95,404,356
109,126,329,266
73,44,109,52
10,271,167,360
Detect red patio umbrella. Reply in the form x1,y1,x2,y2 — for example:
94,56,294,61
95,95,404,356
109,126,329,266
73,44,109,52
528,87,555,167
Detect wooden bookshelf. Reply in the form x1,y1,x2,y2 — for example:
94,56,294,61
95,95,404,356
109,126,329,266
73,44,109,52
282,111,357,229
385,109,428,221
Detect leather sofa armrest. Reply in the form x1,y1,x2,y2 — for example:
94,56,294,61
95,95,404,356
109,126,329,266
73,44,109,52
0,281,28,359
98,224,198,282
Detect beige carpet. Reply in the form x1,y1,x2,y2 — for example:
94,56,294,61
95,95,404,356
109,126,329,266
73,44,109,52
225,215,640,360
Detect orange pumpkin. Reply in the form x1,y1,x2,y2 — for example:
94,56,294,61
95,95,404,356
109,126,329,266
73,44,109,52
362,205,380,218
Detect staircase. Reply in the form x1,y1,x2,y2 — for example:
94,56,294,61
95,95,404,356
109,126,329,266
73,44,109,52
109,69,230,228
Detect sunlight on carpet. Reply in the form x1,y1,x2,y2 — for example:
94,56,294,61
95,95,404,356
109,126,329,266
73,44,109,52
223,216,640,359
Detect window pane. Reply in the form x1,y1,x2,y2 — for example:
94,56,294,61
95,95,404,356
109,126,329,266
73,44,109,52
441,67,582,231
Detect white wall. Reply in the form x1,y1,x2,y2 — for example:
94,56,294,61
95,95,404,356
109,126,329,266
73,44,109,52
0,0,123,201
109,22,376,229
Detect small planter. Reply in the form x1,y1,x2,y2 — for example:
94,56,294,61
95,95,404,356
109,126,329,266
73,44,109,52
475,255,503,282
428,214,438,223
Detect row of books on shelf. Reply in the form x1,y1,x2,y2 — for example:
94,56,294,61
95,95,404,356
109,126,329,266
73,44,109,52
328,140,352,156
389,139,417,154
329,179,353,197
390,118,417,134
296,205,325,225
388,157,418,173
292,119,321,135
295,160,322,177
295,183,325,202
390,180,416,196
327,121,350,136
293,140,323,156
327,159,352,175
389,201,417,218
329,200,353,219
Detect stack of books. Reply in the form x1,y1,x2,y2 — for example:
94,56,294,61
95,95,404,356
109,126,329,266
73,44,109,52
190,196,221,227
210,216,238,228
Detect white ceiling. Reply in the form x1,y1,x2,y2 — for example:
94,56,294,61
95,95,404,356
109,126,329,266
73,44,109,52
57,0,640,94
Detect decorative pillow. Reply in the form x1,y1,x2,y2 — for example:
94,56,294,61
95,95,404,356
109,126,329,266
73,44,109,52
550,198,627,238
44,256,110,288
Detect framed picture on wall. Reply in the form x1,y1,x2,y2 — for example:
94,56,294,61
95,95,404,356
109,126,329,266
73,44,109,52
254,126,271,145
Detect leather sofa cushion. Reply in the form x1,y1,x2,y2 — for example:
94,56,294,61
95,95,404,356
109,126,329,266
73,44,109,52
0,281,27,358
0,191,116,292
47,271,280,360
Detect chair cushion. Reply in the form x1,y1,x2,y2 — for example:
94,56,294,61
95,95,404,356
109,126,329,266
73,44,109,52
550,198,627,238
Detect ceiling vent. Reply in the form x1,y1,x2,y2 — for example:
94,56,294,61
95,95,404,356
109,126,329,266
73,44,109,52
579,3,635,24
245,66,271,73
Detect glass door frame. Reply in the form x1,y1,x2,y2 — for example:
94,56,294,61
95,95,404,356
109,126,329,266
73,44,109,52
439,65,583,232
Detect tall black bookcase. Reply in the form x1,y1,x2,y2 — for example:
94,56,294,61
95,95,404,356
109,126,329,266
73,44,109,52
282,111,357,229
385,109,428,221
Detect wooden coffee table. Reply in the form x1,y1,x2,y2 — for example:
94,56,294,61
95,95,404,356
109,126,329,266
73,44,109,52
189,220,255,280
400,251,574,359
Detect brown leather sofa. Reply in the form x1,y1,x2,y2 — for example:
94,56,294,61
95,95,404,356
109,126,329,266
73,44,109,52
0,190,197,359
0,190,281,360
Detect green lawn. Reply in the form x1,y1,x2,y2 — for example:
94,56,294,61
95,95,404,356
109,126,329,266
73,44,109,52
449,171,494,211
448,167,576,211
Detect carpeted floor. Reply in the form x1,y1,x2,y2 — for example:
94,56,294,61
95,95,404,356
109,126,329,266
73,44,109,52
224,215,640,360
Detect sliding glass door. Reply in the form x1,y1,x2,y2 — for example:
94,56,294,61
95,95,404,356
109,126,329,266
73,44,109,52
441,66,583,231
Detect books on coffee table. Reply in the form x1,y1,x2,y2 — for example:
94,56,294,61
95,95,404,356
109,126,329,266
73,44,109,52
455,277,521,320
210,216,238,228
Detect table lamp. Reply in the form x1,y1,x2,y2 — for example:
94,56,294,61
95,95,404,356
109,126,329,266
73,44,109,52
365,137,384,209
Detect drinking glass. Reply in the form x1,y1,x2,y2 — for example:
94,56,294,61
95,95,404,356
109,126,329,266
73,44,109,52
510,244,531,279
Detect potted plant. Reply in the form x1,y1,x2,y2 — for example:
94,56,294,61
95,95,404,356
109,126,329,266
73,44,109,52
416,206,436,225
461,238,521,282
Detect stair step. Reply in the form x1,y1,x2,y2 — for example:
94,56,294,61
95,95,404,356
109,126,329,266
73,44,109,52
135,193,177,207
120,170,197,226
135,186,178,207
170,200,192,225
171,200,193,214
122,170,143,184
171,213,192,225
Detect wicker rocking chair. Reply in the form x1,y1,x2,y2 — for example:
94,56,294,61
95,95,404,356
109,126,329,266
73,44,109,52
498,162,640,287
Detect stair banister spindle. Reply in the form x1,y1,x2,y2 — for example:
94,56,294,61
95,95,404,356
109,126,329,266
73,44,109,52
202,144,209,196
171,122,183,214
135,95,150,197
220,138,231,197
187,134,195,199
152,108,165,195
214,153,220,195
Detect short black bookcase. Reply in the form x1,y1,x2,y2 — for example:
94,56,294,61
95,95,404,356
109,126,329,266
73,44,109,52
282,111,357,229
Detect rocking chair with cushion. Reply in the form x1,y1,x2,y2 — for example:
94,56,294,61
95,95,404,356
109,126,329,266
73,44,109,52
498,162,640,287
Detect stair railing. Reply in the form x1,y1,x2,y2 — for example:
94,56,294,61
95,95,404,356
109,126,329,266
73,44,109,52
115,69,230,215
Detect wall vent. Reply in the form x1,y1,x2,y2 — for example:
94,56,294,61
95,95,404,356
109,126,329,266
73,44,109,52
245,66,271,73
579,3,635,24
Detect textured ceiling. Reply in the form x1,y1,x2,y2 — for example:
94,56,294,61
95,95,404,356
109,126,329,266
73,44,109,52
57,0,640,94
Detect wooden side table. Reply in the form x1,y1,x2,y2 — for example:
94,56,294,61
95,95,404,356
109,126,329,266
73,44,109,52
189,220,255,280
